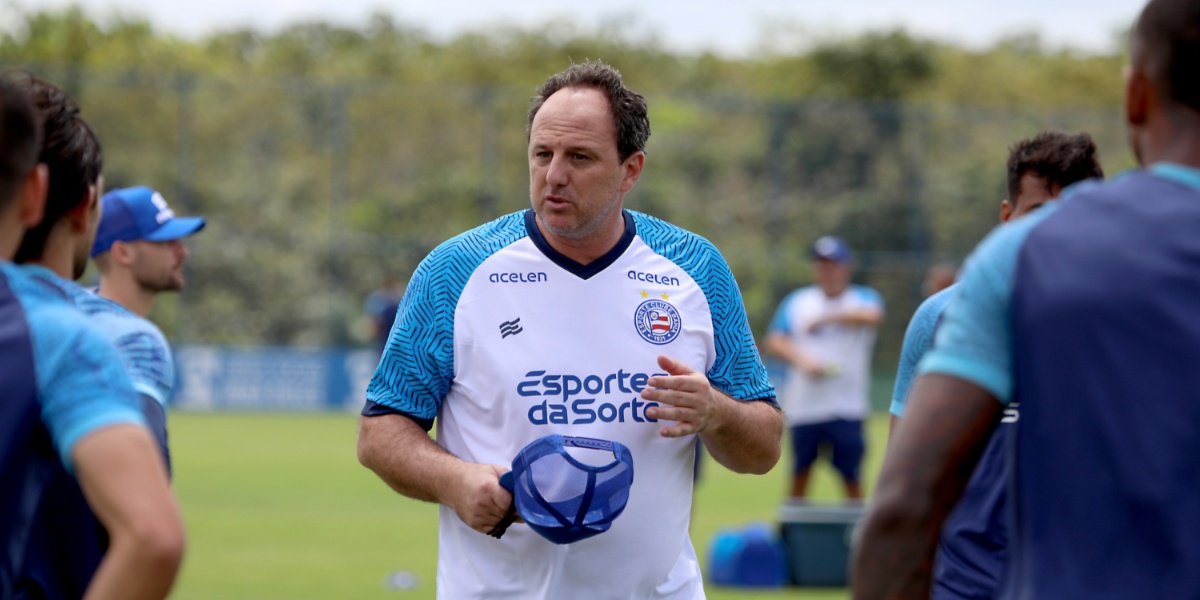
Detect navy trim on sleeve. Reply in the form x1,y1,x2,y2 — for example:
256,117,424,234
361,400,435,431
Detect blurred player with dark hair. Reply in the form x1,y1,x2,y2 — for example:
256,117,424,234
855,0,1200,597
0,76,183,599
886,130,1103,599
1001,131,1105,222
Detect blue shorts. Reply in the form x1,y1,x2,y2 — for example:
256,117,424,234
790,419,865,484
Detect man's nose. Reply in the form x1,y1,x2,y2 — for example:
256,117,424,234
545,153,570,187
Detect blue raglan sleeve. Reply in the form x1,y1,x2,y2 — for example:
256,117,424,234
891,286,955,417
364,260,456,428
917,207,1055,404
631,212,776,404
31,307,146,471
108,323,175,407
768,291,797,335
854,286,886,315
363,212,528,429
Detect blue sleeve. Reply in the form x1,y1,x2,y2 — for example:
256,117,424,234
365,212,527,425
76,297,176,407
111,328,175,407
364,290,385,318
916,206,1056,404
631,212,776,404
853,285,886,314
891,286,955,417
768,291,798,334
30,307,146,471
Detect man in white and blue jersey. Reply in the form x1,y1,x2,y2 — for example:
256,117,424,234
887,131,1104,599
357,61,783,599
0,76,183,600
767,236,883,500
854,1,1200,597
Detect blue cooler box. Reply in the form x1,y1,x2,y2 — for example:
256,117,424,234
777,502,863,587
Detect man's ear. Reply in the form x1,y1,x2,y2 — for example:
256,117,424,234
999,200,1014,223
619,151,645,194
1125,65,1151,128
110,240,136,267
17,164,48,228
64,190,96,233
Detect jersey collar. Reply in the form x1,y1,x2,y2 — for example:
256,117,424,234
524,209,636,280
1149,162,1200,193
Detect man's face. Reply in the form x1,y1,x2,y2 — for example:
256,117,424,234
528,87,642,243
1002,173,1061,223
814,258,851,296
128,238,189,292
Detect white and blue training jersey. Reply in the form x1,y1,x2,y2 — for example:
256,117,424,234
365,209,775,600
769,284,883,425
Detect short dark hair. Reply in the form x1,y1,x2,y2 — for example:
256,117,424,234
13,76,103,263
527,60,650,162
1006,131,1104,203
0,77,41,213
1133,0,1200,113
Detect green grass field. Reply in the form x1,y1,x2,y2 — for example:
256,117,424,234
169,412,889,600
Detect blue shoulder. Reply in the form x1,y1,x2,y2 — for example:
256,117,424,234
630,211,775,402
411,210,529,301
850,284,885,309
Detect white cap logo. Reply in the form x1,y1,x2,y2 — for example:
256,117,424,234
816,237,839,256
151,192,175,224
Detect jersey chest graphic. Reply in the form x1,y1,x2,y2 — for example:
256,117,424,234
451,238,714,433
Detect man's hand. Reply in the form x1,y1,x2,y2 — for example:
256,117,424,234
807,315,831,334
359,414,519,536
796,354,828,378
641,355,721,437
446,463,515,534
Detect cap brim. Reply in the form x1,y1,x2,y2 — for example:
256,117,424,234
143,217,206,242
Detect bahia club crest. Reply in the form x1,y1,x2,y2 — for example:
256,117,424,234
634,298,681,345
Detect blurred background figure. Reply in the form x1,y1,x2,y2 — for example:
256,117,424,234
767,236,884,500
92,186,206,318
363,277,403,355
921,262,957,297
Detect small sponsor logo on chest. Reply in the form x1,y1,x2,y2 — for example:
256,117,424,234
627,270,680,286
489,272,548,284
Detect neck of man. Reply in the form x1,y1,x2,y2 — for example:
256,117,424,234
0,215,22,262
1144,107,1200,169
536,210,626,266
27,224,78,281
822,285,849,299
99,272,157,317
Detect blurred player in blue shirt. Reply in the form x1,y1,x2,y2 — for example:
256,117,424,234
0,76,183,600
887,131,1103,599
89,185,207,470
855,0,1200,597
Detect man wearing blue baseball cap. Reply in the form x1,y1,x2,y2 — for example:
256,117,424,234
89,186,205,472
766,235,884,500
91,186,205,317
